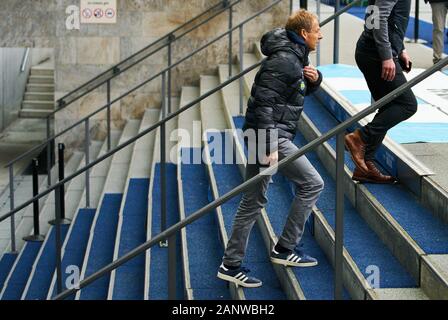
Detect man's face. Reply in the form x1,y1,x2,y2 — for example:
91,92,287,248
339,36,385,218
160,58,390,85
301,18,322,51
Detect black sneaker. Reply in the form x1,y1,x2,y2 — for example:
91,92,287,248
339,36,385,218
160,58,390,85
217,264,262,288
271,248,318,267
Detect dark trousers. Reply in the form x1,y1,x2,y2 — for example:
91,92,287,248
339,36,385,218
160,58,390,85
354,51,418,160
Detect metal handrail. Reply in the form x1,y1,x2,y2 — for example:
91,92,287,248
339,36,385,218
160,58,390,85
0,0,370,299
0,0,362,226
3,0,289,169
19,48,30,73
51,56,448,300
55,0,240,108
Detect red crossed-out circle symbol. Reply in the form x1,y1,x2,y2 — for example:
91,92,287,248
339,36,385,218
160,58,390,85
93,8,103,18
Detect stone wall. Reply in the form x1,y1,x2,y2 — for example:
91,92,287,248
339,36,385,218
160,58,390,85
0,0,289,148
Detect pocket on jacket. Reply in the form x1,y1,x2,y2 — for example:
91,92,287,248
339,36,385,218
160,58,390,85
282,104,304,122
272,104,284,122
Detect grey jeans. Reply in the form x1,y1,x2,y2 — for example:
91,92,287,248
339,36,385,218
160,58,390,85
222,138,324,267
431,2,448,62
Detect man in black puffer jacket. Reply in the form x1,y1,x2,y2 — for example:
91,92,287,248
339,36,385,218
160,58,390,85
217,10,324,288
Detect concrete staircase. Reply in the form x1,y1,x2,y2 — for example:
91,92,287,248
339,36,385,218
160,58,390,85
20,63,55,119
0,41,447,300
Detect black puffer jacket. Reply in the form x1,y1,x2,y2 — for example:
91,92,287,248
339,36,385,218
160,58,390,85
243,28,322,153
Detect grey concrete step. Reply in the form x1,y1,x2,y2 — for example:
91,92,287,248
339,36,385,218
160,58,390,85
0,131,47,144
108,109,160,299
143,99,180,300
0,151,81,256
176,87,200,300
198,83,246,300
3,141,103,257
46,130,122,299
369,288,429,300
22,100,54,110
151,98,180,163
76,120,140,300
30,69,54,77
24,92,54,101
421,254,448,300
26,84,54,93
28,75,54,85
19,109,53,118
178,87,202,149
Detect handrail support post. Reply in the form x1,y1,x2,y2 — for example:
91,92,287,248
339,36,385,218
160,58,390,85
9,165,16,253
334,132,345,300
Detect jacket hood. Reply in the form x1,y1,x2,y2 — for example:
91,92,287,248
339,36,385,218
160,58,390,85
260,28,308,63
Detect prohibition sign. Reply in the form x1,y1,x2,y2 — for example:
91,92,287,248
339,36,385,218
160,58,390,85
82,8,92,19
94,8,103,18
105,8,115,18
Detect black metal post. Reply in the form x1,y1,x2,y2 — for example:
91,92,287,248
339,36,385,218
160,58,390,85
333,0,340,64
160,72,168,247
107,80,111,151
85,118,90,208
290,0,293,14
168,234,177,299
23,159,44,242
50,143,71,225
9,165,16,253
414,0,420,42
300,0,308,10
168,35,173,115
334,132,345,300
54,186,63,294
239,25,244,115
228,4,233,78
46,117,52,187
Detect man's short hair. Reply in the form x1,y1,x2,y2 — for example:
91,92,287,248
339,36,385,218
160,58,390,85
285,9,317,34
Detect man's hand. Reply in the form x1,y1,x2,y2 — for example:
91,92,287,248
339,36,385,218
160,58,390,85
262,150,278,166
399,50,411,72
304,66,319,83
381,58,396,81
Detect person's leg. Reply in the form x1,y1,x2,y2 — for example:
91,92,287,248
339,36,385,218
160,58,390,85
355,55,417,161
222,161,271,267
431,2,447,64
276,139,324,251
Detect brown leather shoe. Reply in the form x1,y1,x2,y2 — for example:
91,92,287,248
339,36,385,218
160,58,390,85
344,129,369,173
352,160,397,184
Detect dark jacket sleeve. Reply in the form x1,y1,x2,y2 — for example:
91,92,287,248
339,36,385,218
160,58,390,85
252,53,298,153
373,0,399,60
305,69,322,95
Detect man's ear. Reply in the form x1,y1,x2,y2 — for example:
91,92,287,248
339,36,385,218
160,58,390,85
299,28,307,40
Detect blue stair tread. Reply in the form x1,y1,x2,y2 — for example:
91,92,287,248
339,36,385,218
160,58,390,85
305,94,448,254
193,288,232,300
264,174,343,299
233,115,413,290
0,241,42,300
149,164,184,300
79,193,122,300
50,208,96,299
112,262,146,300
25,225,70,300
291,124,416,288
112,178,149,300
0,253,18,290
206,135,286,300
181,152,230,299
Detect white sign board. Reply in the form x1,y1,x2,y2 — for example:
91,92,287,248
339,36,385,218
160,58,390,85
80,0,117,24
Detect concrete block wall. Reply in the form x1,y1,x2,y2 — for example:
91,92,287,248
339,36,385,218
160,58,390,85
0,0,288,149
